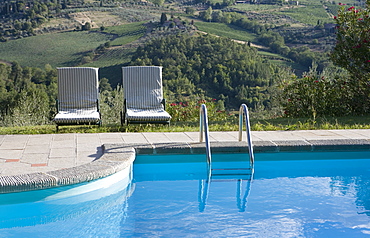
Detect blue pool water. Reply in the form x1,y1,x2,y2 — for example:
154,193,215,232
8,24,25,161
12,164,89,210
1,151,370,237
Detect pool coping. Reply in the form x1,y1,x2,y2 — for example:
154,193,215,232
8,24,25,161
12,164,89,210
1,138,370,193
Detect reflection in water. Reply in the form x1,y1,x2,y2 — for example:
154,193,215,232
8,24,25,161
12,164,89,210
198,167,254,212
331,175,370,216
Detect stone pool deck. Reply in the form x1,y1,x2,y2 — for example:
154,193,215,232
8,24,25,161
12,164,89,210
1,129,370,193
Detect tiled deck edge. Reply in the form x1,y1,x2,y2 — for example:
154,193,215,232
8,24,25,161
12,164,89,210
1,139,370,193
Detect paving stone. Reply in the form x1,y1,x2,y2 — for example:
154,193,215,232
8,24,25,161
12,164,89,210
20,154,49,164
76,134,101,144
51,139,75,148
49,148,76,158
48,157,76,168
209,131,239,142
26,134,53,145
0,149,23,159
163,132,196,142
121,133,148,143
143,133,170,143
0,135,6,145
0,135,28,149
23,145,50,154
330,129,370,139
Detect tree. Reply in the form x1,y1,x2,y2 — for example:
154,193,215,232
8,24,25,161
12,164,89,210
205,7,213,22
331,1,370,81
82,22,91,31
99,77,112,93
185,7,195,15
331,0,370,113
160,13,167,25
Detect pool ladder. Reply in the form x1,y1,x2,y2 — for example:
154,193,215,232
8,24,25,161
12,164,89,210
198,104,254,212
199,103,255,171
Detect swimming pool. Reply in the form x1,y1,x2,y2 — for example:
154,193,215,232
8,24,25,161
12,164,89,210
1,151,370,237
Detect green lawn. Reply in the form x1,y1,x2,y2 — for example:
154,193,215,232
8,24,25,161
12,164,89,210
1,114,370,135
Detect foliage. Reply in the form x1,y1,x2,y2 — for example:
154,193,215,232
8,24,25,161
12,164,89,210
130,33,289,110
331,1,370,81
197,10,330,71
99,86,123,125
0,62,57,127
279,65,355,118
166,99,231,122
330,0,370,114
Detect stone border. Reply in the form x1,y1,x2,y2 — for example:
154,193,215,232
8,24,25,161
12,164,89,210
1,139,370,193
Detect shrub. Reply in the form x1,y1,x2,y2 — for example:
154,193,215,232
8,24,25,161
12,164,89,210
280,66,352,118
166,98,232,122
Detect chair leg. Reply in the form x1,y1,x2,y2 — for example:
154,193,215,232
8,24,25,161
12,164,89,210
120,111,123,126
120,111,126,126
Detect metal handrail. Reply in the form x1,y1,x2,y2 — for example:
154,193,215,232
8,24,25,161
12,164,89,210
199,104,211,165
238,104,254,165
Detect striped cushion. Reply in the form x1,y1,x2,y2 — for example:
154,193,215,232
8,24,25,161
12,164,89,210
126,108,171,121
54,110,101,124
57,67,99,111
54,67,100,124
122,66,172,122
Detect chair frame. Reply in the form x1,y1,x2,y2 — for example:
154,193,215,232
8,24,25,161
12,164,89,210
121,66,171,126
53,67,102,131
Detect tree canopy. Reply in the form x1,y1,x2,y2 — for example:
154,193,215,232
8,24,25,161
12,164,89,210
130,34,290,109
331,0,370,113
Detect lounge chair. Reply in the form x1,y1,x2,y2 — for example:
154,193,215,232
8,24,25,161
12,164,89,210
121,66,171,125
53,67,101,130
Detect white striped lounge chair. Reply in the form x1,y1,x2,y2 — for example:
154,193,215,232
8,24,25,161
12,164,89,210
53,67,101,130
121,66,171,125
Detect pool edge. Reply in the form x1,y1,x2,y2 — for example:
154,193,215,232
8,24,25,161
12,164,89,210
1,139,370,193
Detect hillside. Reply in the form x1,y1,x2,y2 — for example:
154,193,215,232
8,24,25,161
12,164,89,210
0,0,346,93
0,0,342,71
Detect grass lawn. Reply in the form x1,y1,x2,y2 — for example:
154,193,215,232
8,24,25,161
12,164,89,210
2,115,370,135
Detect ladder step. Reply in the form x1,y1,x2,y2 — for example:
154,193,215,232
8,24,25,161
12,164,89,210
212,168,252,171
211,174,252,180
211,167,252,180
